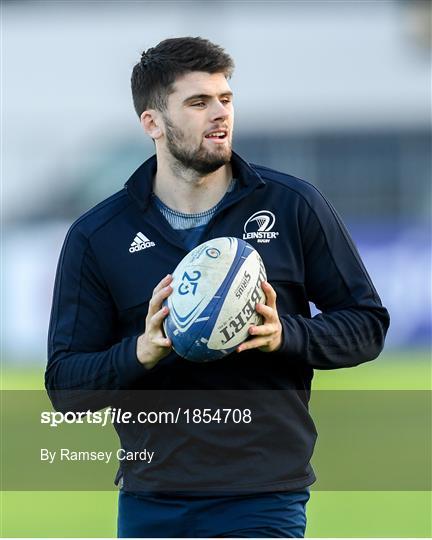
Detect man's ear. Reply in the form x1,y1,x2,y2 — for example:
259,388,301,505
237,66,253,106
140,110,162,139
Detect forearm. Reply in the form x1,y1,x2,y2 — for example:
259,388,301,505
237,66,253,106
45,335,146,411
279,305,390,369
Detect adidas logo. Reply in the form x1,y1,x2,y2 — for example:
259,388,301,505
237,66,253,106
129,232,156,253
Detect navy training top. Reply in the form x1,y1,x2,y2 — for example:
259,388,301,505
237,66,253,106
46,151,390,493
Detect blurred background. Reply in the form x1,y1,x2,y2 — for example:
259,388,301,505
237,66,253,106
2,0,431,537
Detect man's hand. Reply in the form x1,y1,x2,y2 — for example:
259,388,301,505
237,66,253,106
236,281,283,353
136,274,173,369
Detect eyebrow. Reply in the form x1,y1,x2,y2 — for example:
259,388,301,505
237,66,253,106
182,91,233,104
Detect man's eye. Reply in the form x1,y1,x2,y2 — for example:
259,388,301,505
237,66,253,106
221,98,232,105
192,102,206,108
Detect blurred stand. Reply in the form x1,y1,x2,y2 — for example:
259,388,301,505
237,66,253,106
2,0,430,361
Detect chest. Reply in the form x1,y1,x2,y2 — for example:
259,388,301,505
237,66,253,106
90,200,308,325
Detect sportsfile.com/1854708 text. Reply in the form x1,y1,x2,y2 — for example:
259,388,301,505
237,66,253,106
40,408,253,428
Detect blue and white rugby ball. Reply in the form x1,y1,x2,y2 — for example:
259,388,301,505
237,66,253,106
163,237,267,362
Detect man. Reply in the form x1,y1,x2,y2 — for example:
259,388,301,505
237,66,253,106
46,37,389,538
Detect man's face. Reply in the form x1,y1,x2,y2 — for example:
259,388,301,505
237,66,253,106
161,71,234,175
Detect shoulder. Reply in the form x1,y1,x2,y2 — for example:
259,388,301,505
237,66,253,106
61,189,132,251
249,162,331,213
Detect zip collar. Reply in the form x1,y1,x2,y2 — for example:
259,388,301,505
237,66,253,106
125,150,266,212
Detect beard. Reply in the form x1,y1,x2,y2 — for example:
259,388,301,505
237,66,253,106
163,115,232,175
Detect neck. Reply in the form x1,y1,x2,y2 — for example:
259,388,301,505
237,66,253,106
153,149,232,214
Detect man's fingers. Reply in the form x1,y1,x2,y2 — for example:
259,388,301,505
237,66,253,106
262,281,277,309
137,276,174,367
149,305,170,329
237,336,269,353
148,285,172,317
153,336,172,348
248,323,274,337
255,302,276,321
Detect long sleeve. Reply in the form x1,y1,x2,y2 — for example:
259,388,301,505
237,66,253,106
278,186,390,369
45,224,147,411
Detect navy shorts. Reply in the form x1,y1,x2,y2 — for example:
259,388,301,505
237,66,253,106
118,489,310,538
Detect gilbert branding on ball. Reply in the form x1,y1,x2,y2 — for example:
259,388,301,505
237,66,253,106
163,237,267,362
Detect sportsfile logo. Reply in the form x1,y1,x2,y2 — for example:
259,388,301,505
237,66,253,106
243,210,279,243
129,232,156,253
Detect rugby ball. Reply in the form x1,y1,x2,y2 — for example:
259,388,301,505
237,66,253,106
163,237,267,362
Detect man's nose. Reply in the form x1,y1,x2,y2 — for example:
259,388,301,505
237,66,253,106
209,100,230,122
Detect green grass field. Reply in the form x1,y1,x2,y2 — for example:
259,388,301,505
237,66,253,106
3,350,430,391
1,350,431,538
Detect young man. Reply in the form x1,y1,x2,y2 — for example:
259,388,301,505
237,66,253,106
46,37,389,537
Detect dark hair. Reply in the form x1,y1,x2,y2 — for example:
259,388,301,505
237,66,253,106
131,37,234,117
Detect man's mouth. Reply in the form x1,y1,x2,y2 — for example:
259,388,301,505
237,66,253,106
204,130,228,140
